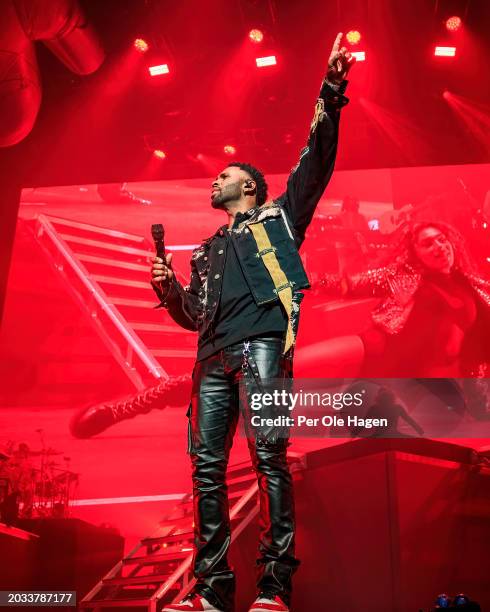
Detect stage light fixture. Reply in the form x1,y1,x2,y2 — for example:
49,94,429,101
435,593,451,608
153,149,166,159
134,38,149,53
346,30,361,45
149,64,170,76
454,593,470,605
435,46,456,57
446,16,462,32
256,55,277,67
351,51,366,61
249,29,264,43
223,145,237,156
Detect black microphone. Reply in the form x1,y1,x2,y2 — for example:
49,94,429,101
151,223,167,295
151,223,165,260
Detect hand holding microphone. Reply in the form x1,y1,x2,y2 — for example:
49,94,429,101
151,253,174,287
150,223,174,292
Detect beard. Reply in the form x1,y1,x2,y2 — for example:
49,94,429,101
211,181,242,209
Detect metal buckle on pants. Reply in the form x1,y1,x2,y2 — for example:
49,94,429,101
241,340,251,372
241,339,265,394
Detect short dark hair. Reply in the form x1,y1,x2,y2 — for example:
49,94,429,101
390,220,478,275
227,162,268,206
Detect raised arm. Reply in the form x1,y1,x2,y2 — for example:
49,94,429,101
278,33,355,246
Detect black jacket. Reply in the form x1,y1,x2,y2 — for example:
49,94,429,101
155,79,349,344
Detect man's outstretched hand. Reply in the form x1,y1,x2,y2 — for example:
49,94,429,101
327,32,355,84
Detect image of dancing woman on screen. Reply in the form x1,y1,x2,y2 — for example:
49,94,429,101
296,221,490,379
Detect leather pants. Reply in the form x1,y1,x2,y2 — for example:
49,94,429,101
188,336,299,612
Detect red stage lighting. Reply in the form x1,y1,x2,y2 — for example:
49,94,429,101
153,149,166,159
445,16,462,32
149,64,170,76
249,29,264,43
434,46,456,57
346,30,361,45
351,51,366,61
134,38,149,53
223,145,236,156
256,55,277,68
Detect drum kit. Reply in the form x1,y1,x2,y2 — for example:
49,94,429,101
0,439,78,520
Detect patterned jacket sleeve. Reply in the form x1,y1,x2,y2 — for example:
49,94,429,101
152,257,202,331
318,265,400,299
276,79,349,248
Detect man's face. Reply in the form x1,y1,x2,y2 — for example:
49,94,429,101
211,166,248,209
413,226,455,273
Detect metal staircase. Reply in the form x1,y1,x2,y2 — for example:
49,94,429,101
79,456,306,612
31,214,198,390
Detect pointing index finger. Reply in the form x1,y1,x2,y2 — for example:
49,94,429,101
332,32,343,55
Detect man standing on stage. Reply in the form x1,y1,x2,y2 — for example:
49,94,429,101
152,33,354,612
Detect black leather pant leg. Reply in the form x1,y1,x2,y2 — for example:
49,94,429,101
189,338,299,611
189,352,239,612
239,338,299,605
248,440,298,604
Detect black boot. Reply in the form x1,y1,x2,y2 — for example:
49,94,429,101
69,374,192,438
